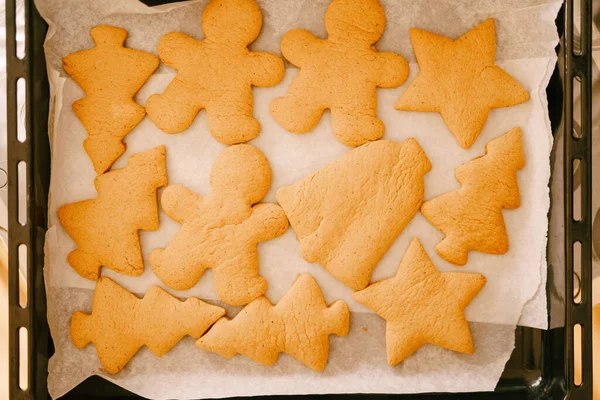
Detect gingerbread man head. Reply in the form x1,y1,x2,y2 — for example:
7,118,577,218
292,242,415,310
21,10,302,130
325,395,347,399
324,0,386,46
202,0,263,46
210,144,271,207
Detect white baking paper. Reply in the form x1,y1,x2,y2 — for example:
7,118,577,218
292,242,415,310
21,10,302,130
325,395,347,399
35,0,561,397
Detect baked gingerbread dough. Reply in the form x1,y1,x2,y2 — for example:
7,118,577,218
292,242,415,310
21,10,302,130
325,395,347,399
353,238,486,366
63,26,159,174
71,277,225,374
421,127,525,265
146,0,284,144
58,146,167,280
277,139,431,291
197,274,349,371
271,0,409,146
395,19,529,149
150,144,288,305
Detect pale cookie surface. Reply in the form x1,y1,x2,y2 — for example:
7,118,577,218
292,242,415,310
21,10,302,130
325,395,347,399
352,238,486,366
58,146,167,280
71,277,225,374
146,0,284,144
196,274,349,371
395,19,529,149
271,0,409,146
150,144,288,305
63,26,159,174
420,127,524,266
277,139,431,291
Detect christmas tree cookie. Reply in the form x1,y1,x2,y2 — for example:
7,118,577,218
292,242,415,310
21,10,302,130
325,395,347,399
197,274,349,371
71,277,225,374
58,146,167,280
63,26,159,174
421,127,525,265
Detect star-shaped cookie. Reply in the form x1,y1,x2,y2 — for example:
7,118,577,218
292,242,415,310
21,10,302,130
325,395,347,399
352,238,486,366
395,19,529,149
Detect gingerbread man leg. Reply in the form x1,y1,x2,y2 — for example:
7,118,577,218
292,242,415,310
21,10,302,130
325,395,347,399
330,97,384,146
149,245,208,291
270,92,325,134
205,88,260,145
212,250,267,306
146,78,205,134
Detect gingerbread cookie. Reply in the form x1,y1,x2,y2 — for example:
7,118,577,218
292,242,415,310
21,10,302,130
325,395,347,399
277,139,431,291
395,19,529,149
146,0,284,144
58,146,167,280
421,127,525,265
71,277,225,374
197,274,349,371
271,0,409,146
63,26,159,174
150,144,288,305
352,238,486,366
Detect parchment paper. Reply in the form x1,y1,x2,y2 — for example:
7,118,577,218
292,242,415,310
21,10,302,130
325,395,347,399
36,0,561,397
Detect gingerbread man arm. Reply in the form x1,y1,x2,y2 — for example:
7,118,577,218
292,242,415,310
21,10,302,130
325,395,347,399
158,32,201,70
246,52,285,87
242,203,288,243
280,29,323,68
160,185,202,224
370,52,410,88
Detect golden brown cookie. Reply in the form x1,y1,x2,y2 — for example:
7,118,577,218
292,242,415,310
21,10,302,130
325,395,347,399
150,144,288,305
271,0,409,146
196,274,349,371
395,19,529,149
276,139,431,291
420,127,525,265
146,0,284,144
71,277,225,374
58,146,167,280
63,26,159,174
352,238,486,366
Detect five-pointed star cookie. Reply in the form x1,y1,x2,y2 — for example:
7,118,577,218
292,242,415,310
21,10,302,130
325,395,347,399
395,18,529,149
352,238,486,366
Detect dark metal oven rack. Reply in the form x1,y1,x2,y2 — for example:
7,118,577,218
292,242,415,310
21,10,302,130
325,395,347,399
5,0,595,398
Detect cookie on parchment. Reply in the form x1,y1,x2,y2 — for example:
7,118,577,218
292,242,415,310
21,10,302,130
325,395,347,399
197,274,349,371
395,19,529,149
63,26,159,174
146,0,284,144
276,139,431,291
58,146,167,280
271,0,409,146
71,277,225,374
150,144,288,305
352,238,486,366
420,127,525,266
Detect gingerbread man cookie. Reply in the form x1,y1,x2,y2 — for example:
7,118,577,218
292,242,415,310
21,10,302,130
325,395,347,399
146,0,284,144
63,26,159,174
271,0,409,146
58,146,167,280
150,144,288,305
197,274,350,371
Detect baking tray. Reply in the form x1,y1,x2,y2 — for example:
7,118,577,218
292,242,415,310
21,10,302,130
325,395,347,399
5,0,595,398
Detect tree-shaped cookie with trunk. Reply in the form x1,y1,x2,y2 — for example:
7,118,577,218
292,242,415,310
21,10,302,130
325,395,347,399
421,127,525,265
